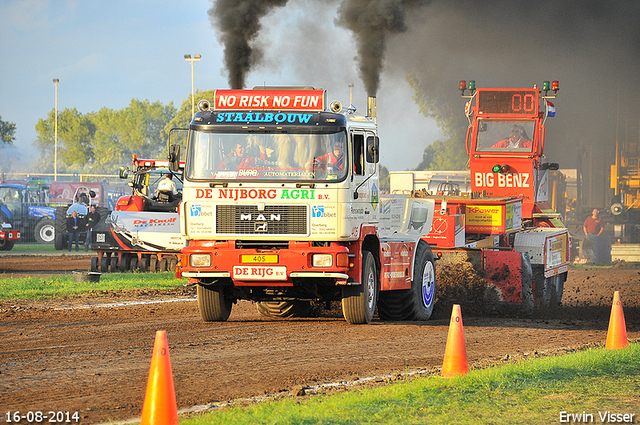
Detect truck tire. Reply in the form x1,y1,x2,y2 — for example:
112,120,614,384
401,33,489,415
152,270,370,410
341,251,378,324
378,240,435,321
119,256,131,272
34,218,56,244
256,301,312,318
198,284,233,321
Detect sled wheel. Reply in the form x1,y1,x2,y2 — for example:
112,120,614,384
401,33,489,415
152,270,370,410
119,256,131,273
110,256,118,273
159,258,168,272
149,255,158,272
139,257,149,272
90,256,99,272
129,257,138,272
341,251,377,324
197,284,233,322
100,256,109,273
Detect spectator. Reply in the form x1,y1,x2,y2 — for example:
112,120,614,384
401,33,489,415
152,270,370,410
67,210,81,252
84,205,101,251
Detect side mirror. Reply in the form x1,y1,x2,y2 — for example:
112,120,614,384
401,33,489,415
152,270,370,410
366,136,379,163
89,190,96,198
169,144,181,172
119,167,129,179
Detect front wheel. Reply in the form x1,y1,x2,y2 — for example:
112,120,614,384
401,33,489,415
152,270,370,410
34,218,56,244
341,251,378,324
198,284,233,322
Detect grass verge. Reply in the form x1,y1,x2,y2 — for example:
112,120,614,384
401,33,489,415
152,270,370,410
0,272,186,301
181,344,640,425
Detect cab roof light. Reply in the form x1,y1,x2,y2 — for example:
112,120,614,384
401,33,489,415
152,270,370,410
551,81,559,91
492,164,501,173
543,81,550,91
459,80,476,97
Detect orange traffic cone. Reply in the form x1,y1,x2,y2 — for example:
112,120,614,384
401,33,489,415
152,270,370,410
605,291,628,350
141,330,179,425
441,304,469,377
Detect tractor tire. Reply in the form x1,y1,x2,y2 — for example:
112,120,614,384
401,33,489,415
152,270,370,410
256,301,313,318
197,284,233,322
168,256,178,271
341,251,378,324
54,207,67,250
34,218,56,244
532,265,561,310
378,240,435,321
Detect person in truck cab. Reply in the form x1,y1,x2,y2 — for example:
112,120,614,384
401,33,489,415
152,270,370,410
492,125,532,149
307,139,345,172
219,142,256,170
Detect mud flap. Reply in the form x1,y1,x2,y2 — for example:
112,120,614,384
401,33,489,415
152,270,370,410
483,250,524,305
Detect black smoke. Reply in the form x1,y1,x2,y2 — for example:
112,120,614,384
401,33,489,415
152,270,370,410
335,0,429,96
209,0,289,89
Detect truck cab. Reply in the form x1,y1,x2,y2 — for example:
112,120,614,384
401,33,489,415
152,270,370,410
462,81,561,226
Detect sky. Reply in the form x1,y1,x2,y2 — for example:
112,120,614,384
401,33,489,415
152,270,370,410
0,0,441,173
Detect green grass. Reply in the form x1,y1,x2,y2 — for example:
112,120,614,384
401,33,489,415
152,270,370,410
8,243,61,254
180,344,640,425
0,272,185,301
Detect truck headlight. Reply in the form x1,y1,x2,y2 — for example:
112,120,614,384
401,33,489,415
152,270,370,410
190,253,211,268
312,253,333,267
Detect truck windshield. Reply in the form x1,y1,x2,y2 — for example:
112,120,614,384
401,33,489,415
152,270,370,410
185,130,348,182
475,120,536,152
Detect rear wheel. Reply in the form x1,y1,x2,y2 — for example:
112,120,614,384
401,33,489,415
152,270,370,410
342,251,377,324
378,241,435,321
139,257,149,272
197,284,233,322
34,218,55,244
256,301,312,318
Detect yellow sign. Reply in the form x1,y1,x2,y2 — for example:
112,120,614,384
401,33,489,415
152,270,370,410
465,204,504,233
240,254,278,264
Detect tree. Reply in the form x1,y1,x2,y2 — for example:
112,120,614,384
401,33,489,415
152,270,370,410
0,115,16,146
407,73,468,171
91,100,176,172
35,108,96,173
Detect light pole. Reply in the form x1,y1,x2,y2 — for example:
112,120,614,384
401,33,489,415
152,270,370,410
53,79,59,181
184,54,201,118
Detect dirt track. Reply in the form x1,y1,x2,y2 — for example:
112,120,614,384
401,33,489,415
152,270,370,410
0,255,639,424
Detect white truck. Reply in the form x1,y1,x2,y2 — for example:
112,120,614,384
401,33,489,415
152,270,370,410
173,88,436,324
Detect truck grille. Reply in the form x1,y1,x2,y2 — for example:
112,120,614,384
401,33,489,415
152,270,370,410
216,205,308,236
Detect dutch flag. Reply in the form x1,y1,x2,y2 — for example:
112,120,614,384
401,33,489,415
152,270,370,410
546,101,556,117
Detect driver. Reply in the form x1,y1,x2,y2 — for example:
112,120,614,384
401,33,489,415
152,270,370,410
492,125,532,149
307,139,345,171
